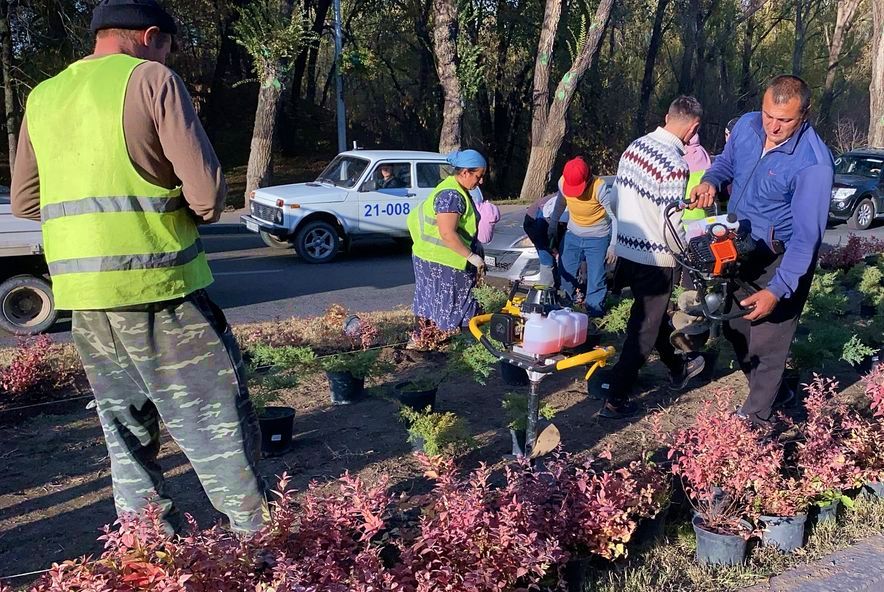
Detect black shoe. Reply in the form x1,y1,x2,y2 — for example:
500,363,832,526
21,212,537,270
668,354,706,392
598,400,638,419
773,385,796,409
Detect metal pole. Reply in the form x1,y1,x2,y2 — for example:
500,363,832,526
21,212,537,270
333,0,347,153
525,378,541,458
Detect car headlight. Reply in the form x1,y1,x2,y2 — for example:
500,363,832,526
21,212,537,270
832,188,856,201
510,236,535,249
274,209,284,224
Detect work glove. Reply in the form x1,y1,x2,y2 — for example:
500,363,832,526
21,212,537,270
467,252,486,272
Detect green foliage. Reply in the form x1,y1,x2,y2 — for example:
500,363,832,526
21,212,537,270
841,335,878,367
805,271,849,319
448,335,501,385
597,297,633,335
472,283,508,314
858,265,884,306
319,349,390,379
398,372,441,392
843,262,868,288
248,343,316,369
501,392,556,432
791,320,851,369
231,0,317,83
456,39,484,100
341,46,380,78
398,406,476,456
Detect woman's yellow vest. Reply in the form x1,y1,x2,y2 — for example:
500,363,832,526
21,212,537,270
407,175,478,270
25,54,212,310
561,176,607,226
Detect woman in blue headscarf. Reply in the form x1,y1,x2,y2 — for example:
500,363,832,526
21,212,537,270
406,149,488,346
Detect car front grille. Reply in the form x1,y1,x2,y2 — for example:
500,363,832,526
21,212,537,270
251,202,280,223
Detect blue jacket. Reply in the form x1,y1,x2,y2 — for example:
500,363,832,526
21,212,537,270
703,113,833,300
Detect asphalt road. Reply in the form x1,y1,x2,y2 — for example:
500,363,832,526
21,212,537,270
2,212,882,346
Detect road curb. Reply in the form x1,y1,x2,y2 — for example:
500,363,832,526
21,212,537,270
199,223,250,235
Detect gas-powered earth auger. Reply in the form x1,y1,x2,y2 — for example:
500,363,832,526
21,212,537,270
469,282,615,458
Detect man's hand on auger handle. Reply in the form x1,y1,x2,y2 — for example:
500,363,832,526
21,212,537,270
688,181,717,210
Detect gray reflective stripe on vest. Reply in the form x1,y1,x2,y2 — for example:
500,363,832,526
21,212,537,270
48,239,204,275
40,195,185,222
417,206,473,247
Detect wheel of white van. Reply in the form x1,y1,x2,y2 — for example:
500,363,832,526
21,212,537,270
0,275,58,335
295,220,341,263
260,230,293,249
848,198,875,230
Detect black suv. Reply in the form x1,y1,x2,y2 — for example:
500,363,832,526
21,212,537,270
829,149,884,230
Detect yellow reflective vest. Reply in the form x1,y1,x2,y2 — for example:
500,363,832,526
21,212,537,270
25,54,212,310
407,175,478,270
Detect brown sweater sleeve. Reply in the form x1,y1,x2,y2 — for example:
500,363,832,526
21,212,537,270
128,62,227,223
10,115,42,221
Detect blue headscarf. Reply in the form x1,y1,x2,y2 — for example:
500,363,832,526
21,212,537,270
446,149,487,169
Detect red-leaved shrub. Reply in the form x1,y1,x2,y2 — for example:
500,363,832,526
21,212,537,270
0,335,53,396
793,376,862,505
656,391,780,532
819,235,884,270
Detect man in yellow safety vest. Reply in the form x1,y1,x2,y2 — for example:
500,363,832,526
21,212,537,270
11,0,268,536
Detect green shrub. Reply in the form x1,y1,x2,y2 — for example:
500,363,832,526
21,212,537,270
319,349,390,379
398,406,476,456
858,265,884,306
597,297,633,334
841,335,879,366
447,335,501,385
792,320,851,368
843,262,868,288
248,343,316,369
805,271,849,319
472,283,509,314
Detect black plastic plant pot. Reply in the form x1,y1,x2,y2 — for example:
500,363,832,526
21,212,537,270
563,557,592,592
326,371,365,405
857,352,883,375
510,428,527,457
759,513,808,552
258,406,295,456
692,515,750,566
395,382,437,411
814,500,840,525
499,360,529,386
632,504,671,548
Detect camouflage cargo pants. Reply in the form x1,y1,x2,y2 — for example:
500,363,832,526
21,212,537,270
72,289,269,535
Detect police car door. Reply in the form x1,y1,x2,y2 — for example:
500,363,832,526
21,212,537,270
357,161,414,235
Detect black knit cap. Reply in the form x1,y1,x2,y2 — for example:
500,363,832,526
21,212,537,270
90,0,177,35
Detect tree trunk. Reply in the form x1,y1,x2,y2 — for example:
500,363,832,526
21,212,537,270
636,0,670,136
519,0,615,200
0,0,17,175
431,0,463,153
677,0,700,94
819,0,862,128
245,63,283,202
871,0,884,147
792,0,806,76
738,14,755,112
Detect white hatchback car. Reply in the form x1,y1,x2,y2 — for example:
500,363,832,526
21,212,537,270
241,150,452,263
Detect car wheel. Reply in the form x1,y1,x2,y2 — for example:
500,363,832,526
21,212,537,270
0,275,58,335
847,198,875,230
295,220,341,263
260,230,293,249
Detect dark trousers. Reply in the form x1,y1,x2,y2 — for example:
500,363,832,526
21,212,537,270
608,259,681,404
72,290,269,534
722,244,813,424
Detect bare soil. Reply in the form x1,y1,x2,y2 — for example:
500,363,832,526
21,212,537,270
0,337,870,588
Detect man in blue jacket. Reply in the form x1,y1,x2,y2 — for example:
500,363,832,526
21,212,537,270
690,75,834,426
